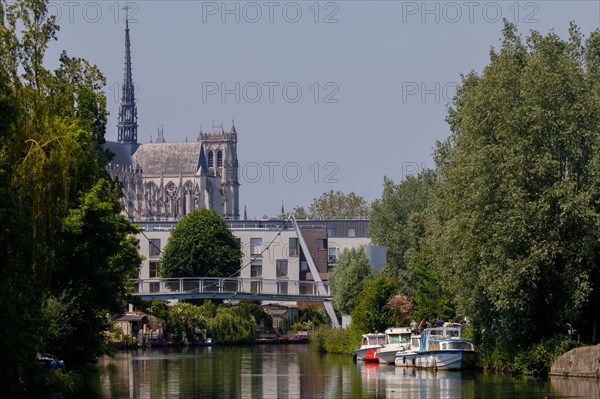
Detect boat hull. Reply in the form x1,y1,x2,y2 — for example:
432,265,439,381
354,346,381,361
362,349,380,363
417,350,477,370
378,346,409,364
395,351,417,367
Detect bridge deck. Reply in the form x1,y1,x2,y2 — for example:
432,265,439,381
131,277,332,302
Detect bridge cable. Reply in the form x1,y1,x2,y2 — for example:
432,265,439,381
226,217,290,278
122,207,199,278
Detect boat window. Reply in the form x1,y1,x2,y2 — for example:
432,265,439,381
388,335,400,344
447,341,474,350
401,334,411,344
362,337,368,346
377,336,386,346
446,329,460,338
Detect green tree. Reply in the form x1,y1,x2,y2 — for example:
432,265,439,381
407,244,454,323
0,1,141,395
292,205,308,219
211,306,256,343
299,305,327,326
161,208,242,277
329,247,373,315
431,22,600,348
350,271,398,333
167,302,210,344
50,180,141,368
369,170,437,283
307,190,370,219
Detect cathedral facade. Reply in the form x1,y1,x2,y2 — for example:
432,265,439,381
104,18,240,220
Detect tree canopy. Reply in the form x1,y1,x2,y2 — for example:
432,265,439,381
369,170,436,282
329,247,373,315
431,22,600,348
293,190,370,219
161,208,242,277
350,270,398,333
0,0,141,395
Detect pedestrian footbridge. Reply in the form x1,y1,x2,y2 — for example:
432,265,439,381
131,277,332,302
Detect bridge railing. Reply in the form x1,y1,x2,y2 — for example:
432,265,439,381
131,277,331,297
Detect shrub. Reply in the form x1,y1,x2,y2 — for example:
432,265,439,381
511,335,582,377
312,326,362,355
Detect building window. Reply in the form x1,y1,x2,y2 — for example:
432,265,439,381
217,150,223,168
208,150,214,168
327,228,336,237
301,261,308,271
149,239,161,257
289,238,299,257
276,260,288,278
328,247,337,264
348,228,356,237
149,261,159,278
251,258,262,278
250,238,262,256
316,239,326,250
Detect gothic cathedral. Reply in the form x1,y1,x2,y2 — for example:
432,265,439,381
104,18,240,220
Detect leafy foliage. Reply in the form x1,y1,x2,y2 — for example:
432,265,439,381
312,325,361,355
369,171,436,282
350,270,399,333
161,208,242,277
329,247,373,315
511,335,582,376
0,1,141,395
167,301,259,344
211,306,256,344
407,244,455,323
299,190,370,219
299,305,327,326
431,22,600,348
384,294,413,327
168,302,210,344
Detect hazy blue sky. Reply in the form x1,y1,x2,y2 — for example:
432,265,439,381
43,1,599,217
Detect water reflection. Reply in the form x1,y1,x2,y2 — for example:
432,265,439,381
85,346,599,398
356,363,478,398
550,376,600,398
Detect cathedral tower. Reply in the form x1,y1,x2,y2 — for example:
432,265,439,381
198,123,240,219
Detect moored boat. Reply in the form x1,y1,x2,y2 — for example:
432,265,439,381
377,327,412,364
415,323,477,370
394,334,421,367
353,333,386,363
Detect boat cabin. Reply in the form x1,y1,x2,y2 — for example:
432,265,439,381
384,327,412,345
361,333,386,347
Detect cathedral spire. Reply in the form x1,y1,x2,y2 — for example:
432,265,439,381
117,6,138,144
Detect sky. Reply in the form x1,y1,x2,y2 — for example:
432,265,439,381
42,0,600,217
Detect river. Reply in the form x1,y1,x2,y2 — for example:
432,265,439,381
80,345,600,398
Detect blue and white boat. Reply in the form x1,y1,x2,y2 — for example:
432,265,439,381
415,323,477,370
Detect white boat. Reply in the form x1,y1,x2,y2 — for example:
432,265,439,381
415,323,477,370
353,333,386,362
377,327,412,364
394,334,421,367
